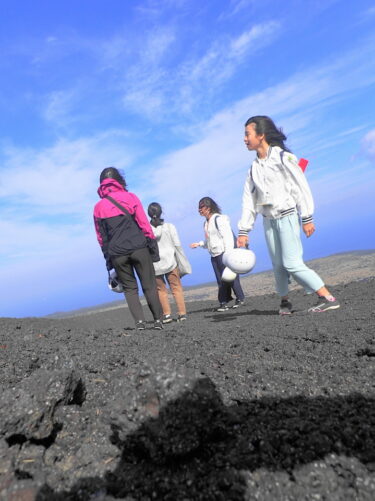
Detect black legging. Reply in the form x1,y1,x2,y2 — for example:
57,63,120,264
113,247,162,322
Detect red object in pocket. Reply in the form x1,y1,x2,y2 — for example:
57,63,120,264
298,158,308,171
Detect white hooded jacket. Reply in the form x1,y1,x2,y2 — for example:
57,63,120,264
238,146,314,234
199,213,235,257
151,222,182,275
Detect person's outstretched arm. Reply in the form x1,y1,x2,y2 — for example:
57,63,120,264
237,168,257,247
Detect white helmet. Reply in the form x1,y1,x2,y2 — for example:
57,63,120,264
223,248,256,274
221,266,237,282
108,271,124,293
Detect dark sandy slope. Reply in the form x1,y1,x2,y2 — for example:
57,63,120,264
0,277,374,500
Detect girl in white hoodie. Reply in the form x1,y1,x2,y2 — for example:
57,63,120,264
237,115,339,314
191,197,245,312
148,203,188,323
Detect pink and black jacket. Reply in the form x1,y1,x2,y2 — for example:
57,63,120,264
94,178,156,268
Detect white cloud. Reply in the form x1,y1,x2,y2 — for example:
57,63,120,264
0,127,145,315
136,34,375,231
7,11,282,125
184,22,279,84
362,129,375,162
230,22,280,56
43,88,78,125
2,14,375,316
101,26,177,119
119,20,282,119
0,130,135,215
221,0,255,19
134,0,188,20
0,218,92,262
103,25,175,70
358,6,375,22
309,161,375,211
0,130,140,313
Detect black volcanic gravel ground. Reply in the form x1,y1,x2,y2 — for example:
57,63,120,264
0,278,374,500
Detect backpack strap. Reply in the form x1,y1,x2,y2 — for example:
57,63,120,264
280,150,285,165
105,195,142,233
213,214,220,231
105,195,131,216
213,215,237,248
249,167,256,194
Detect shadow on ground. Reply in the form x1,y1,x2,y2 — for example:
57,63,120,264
36,378,375,501
207,309,277,322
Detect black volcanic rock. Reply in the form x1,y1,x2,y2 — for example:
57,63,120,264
0,369,85,444
0,276,374,500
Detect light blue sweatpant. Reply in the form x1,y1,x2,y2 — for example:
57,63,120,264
263,212,324,297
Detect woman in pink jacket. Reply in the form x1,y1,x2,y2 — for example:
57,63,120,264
94,167,162,330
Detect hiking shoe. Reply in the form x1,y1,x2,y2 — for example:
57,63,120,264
177,314,186,322
308,297,340,313
162,314,173,324
279,299,292,315
154,319,164,330
232,300,245,309
135,320,146,330
215,304,230,312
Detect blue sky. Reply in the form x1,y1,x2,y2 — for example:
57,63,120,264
1,0,375,317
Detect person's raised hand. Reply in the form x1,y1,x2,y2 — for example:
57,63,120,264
190,242,200,248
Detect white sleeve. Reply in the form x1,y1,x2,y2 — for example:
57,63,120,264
216,216,235,253
282,153,314,223
238,168,257,234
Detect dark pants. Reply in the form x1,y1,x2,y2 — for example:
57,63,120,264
211,253,245,305
113,247,162,322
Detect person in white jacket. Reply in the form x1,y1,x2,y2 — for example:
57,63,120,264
190,197,245,312
237,115,340,314
148,203,188,323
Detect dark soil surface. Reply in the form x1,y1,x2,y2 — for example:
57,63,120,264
1,277,375,500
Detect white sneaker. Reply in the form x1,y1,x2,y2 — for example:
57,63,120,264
308,297,340,313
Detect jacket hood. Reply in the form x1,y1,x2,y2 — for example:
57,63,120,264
97,178,125,199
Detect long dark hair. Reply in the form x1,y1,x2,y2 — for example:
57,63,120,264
148,202,164,227
245,116,291,152
199,197,221,215
99,167,127,189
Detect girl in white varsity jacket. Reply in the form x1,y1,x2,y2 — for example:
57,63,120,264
237,115,340,314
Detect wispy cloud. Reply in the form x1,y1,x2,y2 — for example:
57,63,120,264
1,2,375,316
230,22,279,56
134,0,189,20
120,20,281,119
43,88,78,125
138,33,375,228
362,129,375,162
0,130,141,315
4,7,281,127
358,5,375,23
220,0,255,19
0,130,135,216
